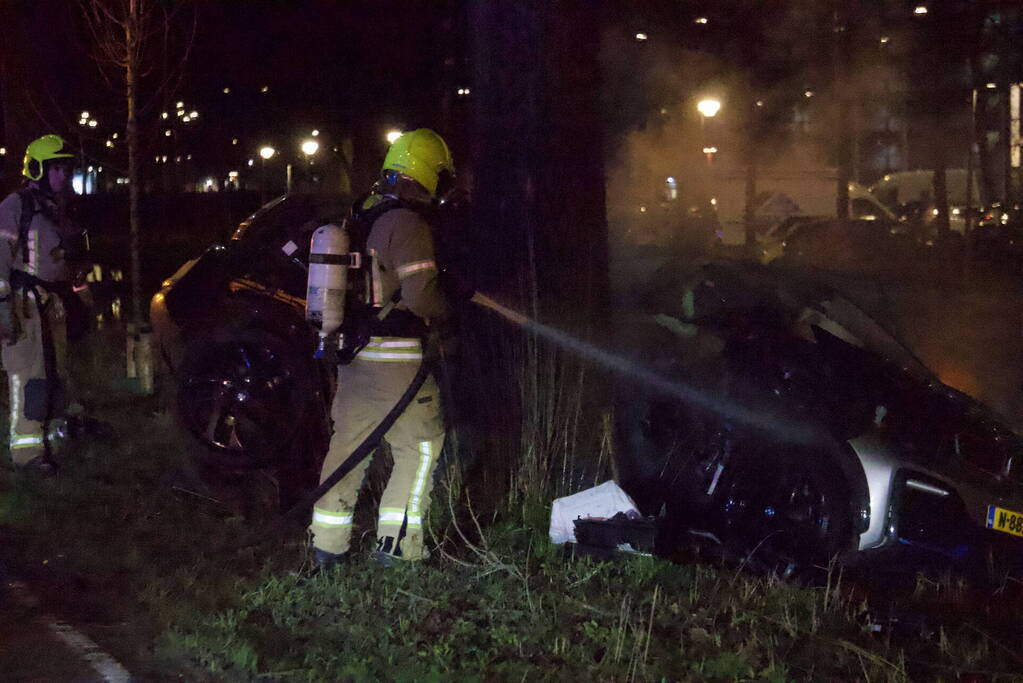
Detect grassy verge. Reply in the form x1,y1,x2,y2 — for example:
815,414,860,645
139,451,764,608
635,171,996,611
0,328,1021,681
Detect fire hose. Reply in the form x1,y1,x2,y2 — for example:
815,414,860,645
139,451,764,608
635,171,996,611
272,349,436,532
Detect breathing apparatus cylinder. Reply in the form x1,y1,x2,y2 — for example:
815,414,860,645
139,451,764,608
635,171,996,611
306,223,350,358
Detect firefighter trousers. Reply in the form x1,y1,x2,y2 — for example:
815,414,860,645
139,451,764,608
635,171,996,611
3,290,67,466
311,337,445,561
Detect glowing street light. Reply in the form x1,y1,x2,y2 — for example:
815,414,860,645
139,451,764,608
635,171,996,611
311,129,320,137
697,99,722,167
386,130,403,144
301,139,319,156
914,5,928,15
259,146,276,203
696,98,722,118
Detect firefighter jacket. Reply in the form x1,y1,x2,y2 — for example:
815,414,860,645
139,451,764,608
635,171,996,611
365,202,449,332
0,190,81,290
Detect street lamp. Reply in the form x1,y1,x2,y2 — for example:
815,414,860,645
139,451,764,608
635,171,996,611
696,98,721,119
301,139,320,189
259,146,276,203
697,98,721,166
385,129,403,144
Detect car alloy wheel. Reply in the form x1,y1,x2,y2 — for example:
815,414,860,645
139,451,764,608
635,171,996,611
713,446,849,580
177,327,315,469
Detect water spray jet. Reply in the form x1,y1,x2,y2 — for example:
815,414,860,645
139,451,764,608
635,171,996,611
469,292,823,444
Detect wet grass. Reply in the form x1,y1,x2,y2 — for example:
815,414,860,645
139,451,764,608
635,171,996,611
0,327,1021,681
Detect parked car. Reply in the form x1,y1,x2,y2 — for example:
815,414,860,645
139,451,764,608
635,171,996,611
614,260,1023,579
870,169,982,236
761,217,917,271
151,194,351,470
973,205,1023,268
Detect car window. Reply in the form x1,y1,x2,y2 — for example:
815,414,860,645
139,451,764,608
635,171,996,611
228,194,349,298
231,194,349,245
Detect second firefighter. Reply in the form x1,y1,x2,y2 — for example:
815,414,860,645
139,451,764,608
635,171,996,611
310,128,456,567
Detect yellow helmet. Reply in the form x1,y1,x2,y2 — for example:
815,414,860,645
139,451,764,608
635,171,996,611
23,134,74,181
381,128,454,197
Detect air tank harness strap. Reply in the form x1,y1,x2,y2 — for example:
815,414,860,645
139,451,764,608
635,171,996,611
16,190,37,266
10,270,53,319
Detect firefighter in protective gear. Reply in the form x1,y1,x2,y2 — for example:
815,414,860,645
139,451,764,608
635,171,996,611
311,128,455,567
0,135,85,470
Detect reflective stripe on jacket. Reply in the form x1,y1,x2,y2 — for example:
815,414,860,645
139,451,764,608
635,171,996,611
357,336,423,362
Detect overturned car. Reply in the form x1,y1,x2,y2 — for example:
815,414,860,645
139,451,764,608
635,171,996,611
614,260,1023,579
151,194,351,470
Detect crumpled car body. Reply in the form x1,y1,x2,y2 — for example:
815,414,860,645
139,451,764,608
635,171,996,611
614,260,1023,578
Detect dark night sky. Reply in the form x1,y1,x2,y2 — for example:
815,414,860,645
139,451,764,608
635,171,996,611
186,2,454,117
4,0,465,184
177,1,459,178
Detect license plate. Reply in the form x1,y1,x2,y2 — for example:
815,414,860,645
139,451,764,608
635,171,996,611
986,506,1023,538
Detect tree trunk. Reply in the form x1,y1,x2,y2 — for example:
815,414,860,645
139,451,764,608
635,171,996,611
964,88,977,286
743,86,758,250
834,0,852,224
933,135,950,240
468,0,539,307
977,94,995,206
743,154,757,250
126,0,142,327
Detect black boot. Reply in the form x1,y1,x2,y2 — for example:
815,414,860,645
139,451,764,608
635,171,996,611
371,536,404,568
20,455,56,477
312,548,349,572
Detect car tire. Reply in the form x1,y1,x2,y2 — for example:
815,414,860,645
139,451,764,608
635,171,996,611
711,442,852,581
174,324,325,471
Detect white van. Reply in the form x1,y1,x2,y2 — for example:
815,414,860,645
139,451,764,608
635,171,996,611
709,166,896,245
